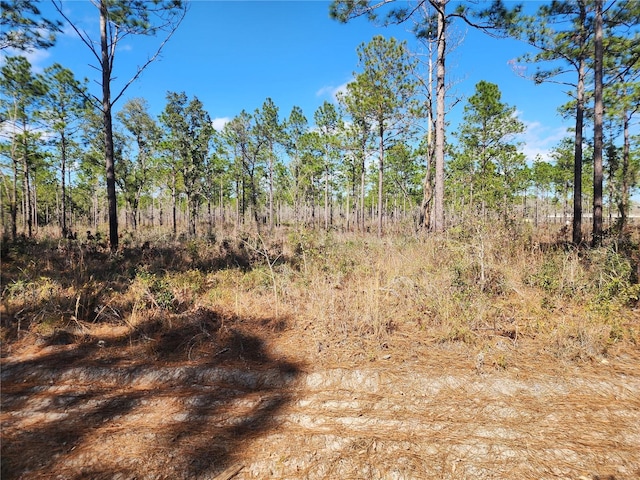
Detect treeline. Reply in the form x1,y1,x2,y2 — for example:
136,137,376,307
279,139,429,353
0,1,638,246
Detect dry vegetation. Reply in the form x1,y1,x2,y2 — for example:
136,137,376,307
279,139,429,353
1,222,640,479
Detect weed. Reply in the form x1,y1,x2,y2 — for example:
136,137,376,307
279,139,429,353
186,239,201,264
588,246,640,309
493,353,508,370
526,258,561,294
132,268,176,311
172,269,207,294
1,221,638,365
441,324,476,344
608,321,625,344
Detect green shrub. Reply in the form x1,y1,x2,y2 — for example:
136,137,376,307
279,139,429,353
585,246,640,314
133,268,176,311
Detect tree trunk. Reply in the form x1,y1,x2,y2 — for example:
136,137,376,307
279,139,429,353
420,158,433,227
268,147,274,231
572,5,587,246
377,123,384,237
100,0,118,251
171,170,177,236
324,163,330,231
188,194,197,237
360,156,366,232
433,0,446,233
420,47,434,231
293,161,300,224
33,168,38,235
10,148,18,240
22,137,32,238
235,177,240,228
60,132,68,236
219,176,224,224
249,169,260,230
132,199,139,230
346,194,351,232
618,111,631,230
92,183,99,230
592,0,603,247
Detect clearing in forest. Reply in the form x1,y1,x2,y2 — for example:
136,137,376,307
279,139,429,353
2,227,639,479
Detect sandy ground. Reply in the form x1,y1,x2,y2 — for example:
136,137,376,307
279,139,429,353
2,311,640,480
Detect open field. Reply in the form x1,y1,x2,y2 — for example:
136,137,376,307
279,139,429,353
2,224,640,479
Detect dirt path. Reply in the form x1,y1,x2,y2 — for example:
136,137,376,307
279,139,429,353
245,365,640,479
2,327,640,480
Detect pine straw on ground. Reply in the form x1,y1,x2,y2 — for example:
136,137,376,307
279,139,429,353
2,307,640,480
2,227,640,479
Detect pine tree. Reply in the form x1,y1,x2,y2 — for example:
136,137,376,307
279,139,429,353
340,35,417,236
116,98,160,231
314,101,341,230
39,64,88,237
0,0,61,51
52,0,187,250
0,56,47,239
453,81,524,222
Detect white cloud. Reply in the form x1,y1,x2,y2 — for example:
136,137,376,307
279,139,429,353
61,23,77,38
316,80,350,101
516,111,569,163
211,117,231,131
0,47,51,73
0,120,53,143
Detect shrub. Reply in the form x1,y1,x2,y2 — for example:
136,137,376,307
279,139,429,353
587,246,640,312
132,268,176,311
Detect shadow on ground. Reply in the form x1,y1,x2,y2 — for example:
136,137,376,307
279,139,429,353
1,308,300,480
0,235,293,347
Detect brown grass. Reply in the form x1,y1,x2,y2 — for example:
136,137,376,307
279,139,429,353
1,222,639,479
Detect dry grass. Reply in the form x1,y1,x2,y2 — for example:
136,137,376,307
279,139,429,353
1,222,639,479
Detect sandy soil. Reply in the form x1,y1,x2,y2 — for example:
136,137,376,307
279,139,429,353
2,310,640,480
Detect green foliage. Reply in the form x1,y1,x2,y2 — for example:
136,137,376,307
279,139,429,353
160,92,214,236
384,142,423,205
117,97,161,230
0,55,48,121
171,269,207,293
98,0,186,35
255,97,284,229
220,109,270,225
450,80,525,220
1,0,637,240
185,239,202,263
527,257,562,294
284,105,309,215
588,246,640,309
49,0,187,249
340,35,419,234
525,244,640,314
0,0,62,51
287,228,321,273
133,267,175,311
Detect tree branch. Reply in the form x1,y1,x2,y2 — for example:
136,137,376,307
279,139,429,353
110,6,187,107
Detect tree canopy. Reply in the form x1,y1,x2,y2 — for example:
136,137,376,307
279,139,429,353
0,0,638,243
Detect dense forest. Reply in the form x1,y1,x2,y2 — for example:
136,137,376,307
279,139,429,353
0,0,638,249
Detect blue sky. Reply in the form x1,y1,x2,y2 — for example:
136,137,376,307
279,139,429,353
12,0,579,162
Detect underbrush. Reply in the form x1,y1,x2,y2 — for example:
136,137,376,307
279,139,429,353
285,224,639,364
1,223,638,365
